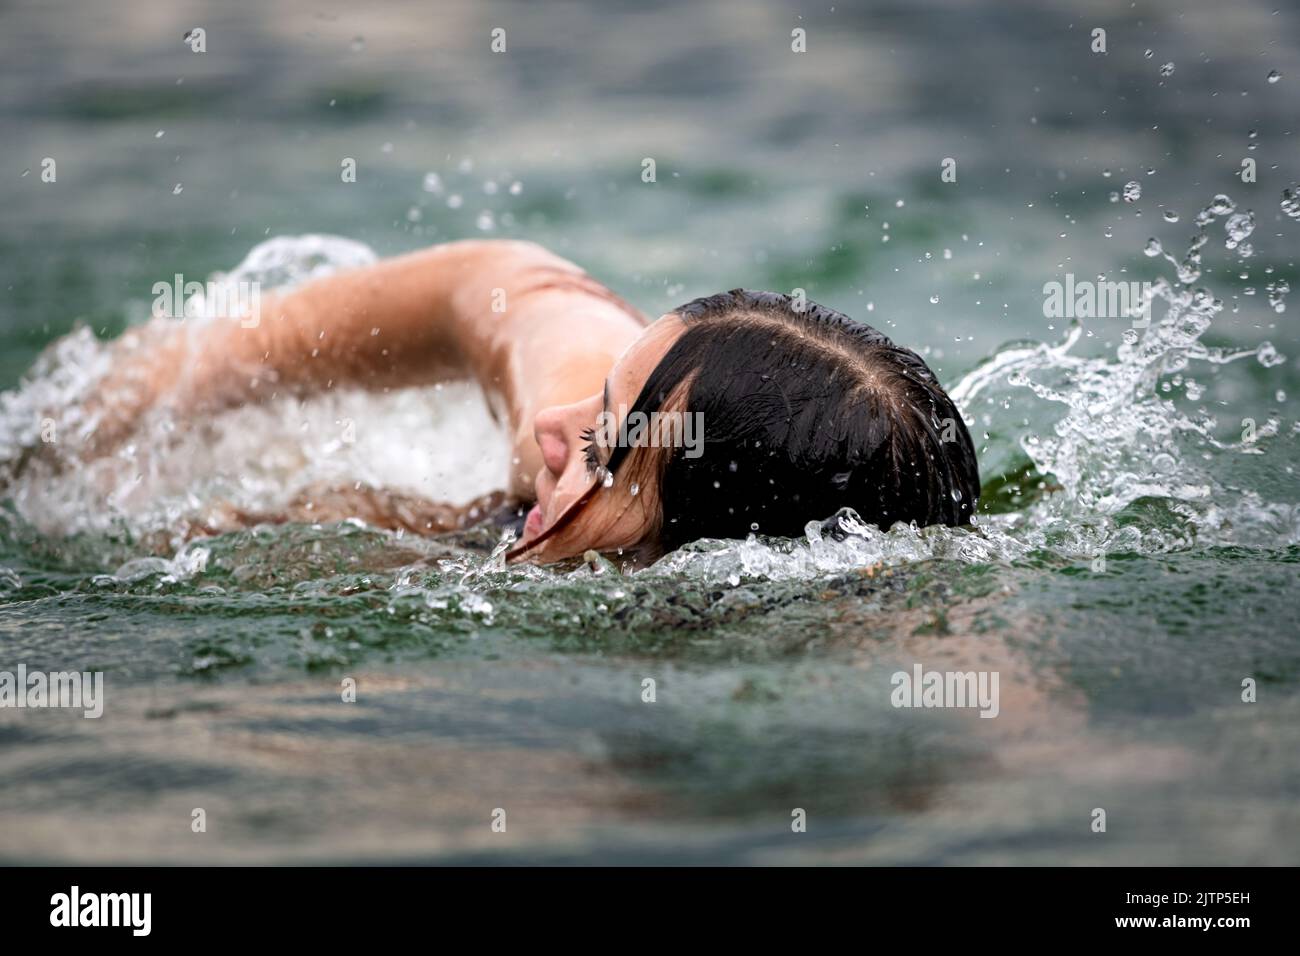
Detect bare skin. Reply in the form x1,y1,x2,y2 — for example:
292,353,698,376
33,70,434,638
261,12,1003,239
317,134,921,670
72,239,686,562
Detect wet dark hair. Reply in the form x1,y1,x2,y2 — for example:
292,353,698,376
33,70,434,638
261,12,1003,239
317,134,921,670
607,290,979,557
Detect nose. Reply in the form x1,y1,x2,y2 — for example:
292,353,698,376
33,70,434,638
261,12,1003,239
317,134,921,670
533,406,570,477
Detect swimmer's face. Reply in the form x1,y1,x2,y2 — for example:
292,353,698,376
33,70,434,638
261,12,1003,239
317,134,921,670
512,313,685,563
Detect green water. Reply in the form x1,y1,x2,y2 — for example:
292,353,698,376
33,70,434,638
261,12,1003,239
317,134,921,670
1,0,1298,863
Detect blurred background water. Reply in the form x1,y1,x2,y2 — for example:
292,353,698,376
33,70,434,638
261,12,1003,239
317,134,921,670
0,0,1298,864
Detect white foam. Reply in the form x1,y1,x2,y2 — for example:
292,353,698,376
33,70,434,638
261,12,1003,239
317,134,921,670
0,235,509,540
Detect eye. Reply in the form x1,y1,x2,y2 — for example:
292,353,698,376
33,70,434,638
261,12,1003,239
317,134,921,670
579,426,605,478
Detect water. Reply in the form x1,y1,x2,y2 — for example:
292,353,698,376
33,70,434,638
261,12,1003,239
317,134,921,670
1,0,1299,864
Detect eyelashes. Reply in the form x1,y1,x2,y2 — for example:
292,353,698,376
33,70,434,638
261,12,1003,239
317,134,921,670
580,426,608,479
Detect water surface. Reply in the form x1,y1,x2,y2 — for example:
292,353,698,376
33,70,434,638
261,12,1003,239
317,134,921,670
1,0,1298,864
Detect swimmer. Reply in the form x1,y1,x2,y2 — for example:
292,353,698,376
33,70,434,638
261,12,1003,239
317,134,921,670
52,240,980,564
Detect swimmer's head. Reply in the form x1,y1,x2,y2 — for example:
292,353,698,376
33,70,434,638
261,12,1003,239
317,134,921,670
508,290,979,564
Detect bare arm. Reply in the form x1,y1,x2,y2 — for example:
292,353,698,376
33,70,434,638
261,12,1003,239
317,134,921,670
82,239,646,496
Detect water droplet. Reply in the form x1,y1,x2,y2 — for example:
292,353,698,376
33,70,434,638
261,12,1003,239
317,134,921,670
1258,341,1285,365
1162,209,1179,223
602,470,614,489
1144,49,1154,59
422,172,443,193
1280,184,1300,220
447,194,463,209
1224,210,1255,250
1144,238,1163,257
1159,62,1175,77
630,482,640,496
508,180,523,195
1267,70,1281,84
1208,194,1236,216
475,210,495,231
172,183,183,195
1265,280,1290,314
929,294,940,304
1123,181,1141,203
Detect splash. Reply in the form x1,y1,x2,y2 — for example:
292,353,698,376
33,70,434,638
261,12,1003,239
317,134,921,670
949,191,1296,554
661,190,1298,580
1,201,1296,593
0,235,509,543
